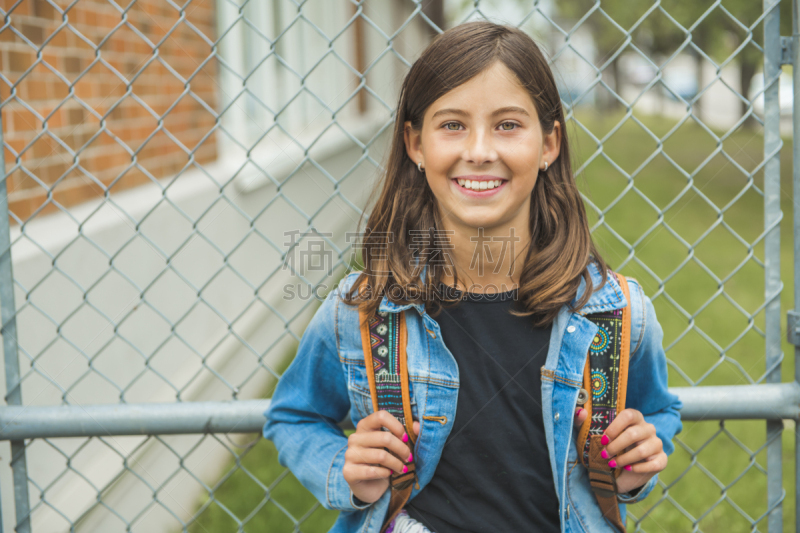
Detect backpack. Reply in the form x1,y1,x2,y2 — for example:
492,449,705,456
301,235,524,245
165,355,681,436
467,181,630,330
358,270,633,533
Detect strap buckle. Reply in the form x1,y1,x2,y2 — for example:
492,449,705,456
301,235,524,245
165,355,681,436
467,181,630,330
390,468,418,491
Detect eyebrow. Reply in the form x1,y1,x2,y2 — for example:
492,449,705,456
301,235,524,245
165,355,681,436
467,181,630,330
431,106,531,120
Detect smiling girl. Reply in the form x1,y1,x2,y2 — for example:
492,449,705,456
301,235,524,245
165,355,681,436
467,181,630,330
263,21,682,533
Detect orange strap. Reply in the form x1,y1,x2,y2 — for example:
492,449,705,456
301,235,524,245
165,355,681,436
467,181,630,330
579,272,633,532
358,307,419,533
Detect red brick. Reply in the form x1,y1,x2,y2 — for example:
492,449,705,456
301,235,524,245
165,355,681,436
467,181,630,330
0,0,219,219
8,50,35,72
24,78,49,101
21,23,44,45
32,0,57,20
10,106,41,133
3,2,30,16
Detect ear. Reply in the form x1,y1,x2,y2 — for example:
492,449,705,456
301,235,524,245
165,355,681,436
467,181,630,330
404,120,423,167
542,120,562,167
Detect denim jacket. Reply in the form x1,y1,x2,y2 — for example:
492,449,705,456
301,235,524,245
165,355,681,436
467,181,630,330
263,261,683,532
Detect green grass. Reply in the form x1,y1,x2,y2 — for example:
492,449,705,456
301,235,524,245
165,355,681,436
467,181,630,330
572,109,797,532
178,110,799,532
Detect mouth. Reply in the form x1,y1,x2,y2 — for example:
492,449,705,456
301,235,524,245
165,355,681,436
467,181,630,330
451,177,508,196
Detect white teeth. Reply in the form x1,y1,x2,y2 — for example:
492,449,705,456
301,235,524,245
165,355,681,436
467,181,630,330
456,179,504,191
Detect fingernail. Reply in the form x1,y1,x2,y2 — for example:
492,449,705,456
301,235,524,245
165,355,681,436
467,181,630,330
402,433,408,443
601,449,609,459
575,408,583,417
408,452,413,462
402,465,408,473
601,434,610,446
608,460,617,468
625,465,632,471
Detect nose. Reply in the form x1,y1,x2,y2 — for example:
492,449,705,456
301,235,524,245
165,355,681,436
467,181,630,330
463,126,498,166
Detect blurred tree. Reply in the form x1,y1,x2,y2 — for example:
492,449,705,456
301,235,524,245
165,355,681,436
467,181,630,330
557,0,642,110
555,0,791,126
716,0,791,124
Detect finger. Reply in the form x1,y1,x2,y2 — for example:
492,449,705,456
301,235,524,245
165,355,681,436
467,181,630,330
602,409,645,444
349,426,416,464
345,446,408,474
345,462,394,481
604,421,656,457
574,407,588,428
624,452,667,474
350,415,415,463
356,409,406,437
610,437,663,468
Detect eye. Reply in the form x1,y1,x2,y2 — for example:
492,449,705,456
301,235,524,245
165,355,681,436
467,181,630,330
442,121,519,131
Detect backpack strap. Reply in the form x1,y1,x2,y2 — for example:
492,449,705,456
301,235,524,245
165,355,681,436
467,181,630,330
576,270,632,533
358,307,419,533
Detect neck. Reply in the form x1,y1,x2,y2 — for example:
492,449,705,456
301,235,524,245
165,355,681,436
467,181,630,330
437,219,530,294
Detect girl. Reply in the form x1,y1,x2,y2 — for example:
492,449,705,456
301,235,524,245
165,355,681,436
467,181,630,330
263,21,682,533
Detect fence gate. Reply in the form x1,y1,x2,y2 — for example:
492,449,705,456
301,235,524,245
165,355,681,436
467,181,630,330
0,0,796,532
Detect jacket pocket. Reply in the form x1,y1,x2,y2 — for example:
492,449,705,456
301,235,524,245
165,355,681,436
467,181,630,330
346,360,417,424
566,455,623,533
347,362,375,421
565,459,589,533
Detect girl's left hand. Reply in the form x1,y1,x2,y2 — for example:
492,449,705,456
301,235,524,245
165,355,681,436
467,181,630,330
573,407,667,495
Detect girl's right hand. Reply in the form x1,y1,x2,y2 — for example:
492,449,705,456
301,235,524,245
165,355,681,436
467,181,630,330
343,409,420,505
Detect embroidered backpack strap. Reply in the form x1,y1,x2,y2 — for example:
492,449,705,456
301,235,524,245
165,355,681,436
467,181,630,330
358,307,419,533
578,270,633,533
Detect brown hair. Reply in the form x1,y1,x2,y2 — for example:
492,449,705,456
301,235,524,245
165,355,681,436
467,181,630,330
341,20,609,327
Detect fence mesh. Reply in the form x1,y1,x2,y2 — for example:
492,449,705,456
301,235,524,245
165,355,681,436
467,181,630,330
0,0,792,531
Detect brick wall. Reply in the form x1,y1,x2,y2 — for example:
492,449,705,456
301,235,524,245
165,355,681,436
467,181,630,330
0,0,218,222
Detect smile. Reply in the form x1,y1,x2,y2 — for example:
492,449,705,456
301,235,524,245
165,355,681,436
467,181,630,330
451,178,508,196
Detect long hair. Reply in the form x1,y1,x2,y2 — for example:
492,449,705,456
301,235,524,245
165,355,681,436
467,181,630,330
341,20,609,328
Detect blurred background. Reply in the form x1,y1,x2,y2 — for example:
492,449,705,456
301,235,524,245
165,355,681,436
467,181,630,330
0,0,796,531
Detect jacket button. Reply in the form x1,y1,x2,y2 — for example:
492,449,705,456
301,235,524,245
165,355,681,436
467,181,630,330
566,325,576,333
554,412,560,421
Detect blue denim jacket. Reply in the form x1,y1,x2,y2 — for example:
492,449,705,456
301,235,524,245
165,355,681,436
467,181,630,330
263,261,683,532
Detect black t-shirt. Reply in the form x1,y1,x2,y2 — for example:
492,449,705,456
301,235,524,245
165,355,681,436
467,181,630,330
404,283,560,533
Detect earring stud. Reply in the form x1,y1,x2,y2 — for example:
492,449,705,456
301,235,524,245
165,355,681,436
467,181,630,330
417,161,424,172
543,161,548,171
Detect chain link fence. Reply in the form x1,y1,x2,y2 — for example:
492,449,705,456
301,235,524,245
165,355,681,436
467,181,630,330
0,0,795,531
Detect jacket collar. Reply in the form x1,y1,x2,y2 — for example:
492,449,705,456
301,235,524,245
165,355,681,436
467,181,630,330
569,261,628,315
376,260,627,316
377,261,427,315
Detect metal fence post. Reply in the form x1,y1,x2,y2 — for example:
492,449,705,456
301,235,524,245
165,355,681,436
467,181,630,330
0,102,27,532
764,1,784,531
792,1,800,531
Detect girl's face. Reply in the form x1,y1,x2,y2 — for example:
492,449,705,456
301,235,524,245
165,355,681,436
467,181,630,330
404,61,561,236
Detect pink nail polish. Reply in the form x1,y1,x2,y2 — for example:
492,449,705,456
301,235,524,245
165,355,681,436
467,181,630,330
601,434,610,446
402,465,408,473
575,408,583,417
625,465,632,471
601,449,608,459
408,452,413,462
608,460,617,468
402,433,408,443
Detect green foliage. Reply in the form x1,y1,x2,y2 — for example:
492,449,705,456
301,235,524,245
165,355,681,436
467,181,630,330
556,0,792,64
554,1,794,120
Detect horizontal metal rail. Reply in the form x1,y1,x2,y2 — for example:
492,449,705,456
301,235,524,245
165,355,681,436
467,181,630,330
0,384,796,441
673,383,800,420
0,400,272,440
